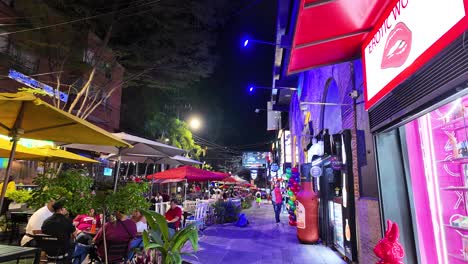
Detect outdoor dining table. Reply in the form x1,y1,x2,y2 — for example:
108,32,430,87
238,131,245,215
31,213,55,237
0,244,41,264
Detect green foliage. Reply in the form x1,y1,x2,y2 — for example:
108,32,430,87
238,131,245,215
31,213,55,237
212,201,241,224
29,169,95,215
138,210,199,264
95,183,150,215
241,196,254,210
7,190,32,204
144,113,204,159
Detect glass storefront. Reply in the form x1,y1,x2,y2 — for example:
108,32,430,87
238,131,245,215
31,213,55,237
377,91,468,264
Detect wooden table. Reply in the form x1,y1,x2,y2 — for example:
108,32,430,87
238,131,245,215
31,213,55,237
0,244,40,264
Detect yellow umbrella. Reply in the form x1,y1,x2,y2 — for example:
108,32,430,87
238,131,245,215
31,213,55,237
0,92,131,209
0,137,47,159
28,146,98,163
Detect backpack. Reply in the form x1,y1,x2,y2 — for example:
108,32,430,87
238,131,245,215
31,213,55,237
235,213,249,227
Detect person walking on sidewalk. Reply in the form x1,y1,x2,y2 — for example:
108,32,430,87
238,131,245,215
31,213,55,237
272,182,283,223
255,191,262,207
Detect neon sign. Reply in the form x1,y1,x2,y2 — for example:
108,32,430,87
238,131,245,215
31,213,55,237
8,69,68,102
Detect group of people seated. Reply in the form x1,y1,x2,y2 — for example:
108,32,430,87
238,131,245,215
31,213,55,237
20,198,184,263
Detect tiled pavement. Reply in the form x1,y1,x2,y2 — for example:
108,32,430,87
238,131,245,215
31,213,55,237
183,202,346,264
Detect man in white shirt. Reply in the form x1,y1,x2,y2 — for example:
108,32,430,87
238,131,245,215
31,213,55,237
21,200,55,246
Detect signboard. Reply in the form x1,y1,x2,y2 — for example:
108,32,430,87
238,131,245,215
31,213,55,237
362,0,467,110
310,166,322,178
251,169,258,180
271,163,279,172
9,69,69,102
242,152,270,168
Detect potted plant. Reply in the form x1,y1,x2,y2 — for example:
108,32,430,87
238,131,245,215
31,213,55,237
136,210,199,264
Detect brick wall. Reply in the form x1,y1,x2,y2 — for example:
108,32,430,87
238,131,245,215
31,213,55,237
289,59,382,263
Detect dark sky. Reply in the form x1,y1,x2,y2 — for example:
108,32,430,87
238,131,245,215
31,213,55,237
190,0,278,149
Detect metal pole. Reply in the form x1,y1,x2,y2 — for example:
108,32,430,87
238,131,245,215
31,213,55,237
184,179,187,202
0,102,25,211
113,148,122,193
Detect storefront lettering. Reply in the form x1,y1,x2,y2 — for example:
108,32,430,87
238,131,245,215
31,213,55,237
368,0,409,54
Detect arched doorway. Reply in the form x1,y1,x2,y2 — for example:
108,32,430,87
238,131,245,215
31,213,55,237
320,78,343,134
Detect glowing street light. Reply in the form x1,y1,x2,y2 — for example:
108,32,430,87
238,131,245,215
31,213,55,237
242,38,289,48
248,85,297,93
189,117,202,130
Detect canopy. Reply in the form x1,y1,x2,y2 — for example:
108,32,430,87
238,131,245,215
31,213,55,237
288,0,394,74
29,146,97,163
110,154,201,166
62,132,184,157
221,176,238,184
146,166,226,182
0,92,130,209
0,137,45,159
0,92,130,147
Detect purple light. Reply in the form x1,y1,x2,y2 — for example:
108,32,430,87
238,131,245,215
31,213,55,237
243,39,249,47
249,86,254,92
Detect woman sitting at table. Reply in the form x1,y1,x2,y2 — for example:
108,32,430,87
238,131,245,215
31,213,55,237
74,208,101,246
94,211,137,261
74,208,101,231
128,210,147,259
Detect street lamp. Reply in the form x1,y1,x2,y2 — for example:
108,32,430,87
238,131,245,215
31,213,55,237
248,85,297,93
188,117,202,130
242,38,289,48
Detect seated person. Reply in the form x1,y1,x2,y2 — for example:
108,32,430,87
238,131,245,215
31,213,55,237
128,210,147,259
73,208,101,231
21,200,55,247
165,199,182,230
131,210,147,235
74,208,101,246
94,211,137,261
41,200,88,264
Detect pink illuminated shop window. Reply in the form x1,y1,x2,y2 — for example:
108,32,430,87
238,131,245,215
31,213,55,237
405,95,468,264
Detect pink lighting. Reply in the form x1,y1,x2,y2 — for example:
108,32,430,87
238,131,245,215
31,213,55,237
404,94,468,264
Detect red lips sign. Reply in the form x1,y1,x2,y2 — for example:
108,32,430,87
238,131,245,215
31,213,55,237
381,22,412,69
362,0,467,110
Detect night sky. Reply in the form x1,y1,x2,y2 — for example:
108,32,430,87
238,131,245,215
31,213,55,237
190,0,278,149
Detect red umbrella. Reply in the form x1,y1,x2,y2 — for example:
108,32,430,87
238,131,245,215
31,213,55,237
222,176,238,184
146,166,226,182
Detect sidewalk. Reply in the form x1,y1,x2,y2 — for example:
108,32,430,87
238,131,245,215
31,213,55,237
183,202,346,264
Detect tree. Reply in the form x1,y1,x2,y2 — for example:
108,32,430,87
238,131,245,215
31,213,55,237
11,0,119,119
144,112,205,159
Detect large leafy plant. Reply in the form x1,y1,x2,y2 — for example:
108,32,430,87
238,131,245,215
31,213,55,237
138,210,199,264
29,169,95,215
95,182,150,215
7,190,32,203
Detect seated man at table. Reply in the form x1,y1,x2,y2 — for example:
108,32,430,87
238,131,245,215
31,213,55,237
165,199,182,230
20,200,54,247
41,200,88,264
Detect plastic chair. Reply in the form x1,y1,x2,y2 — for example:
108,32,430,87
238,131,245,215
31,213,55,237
185,202,207,231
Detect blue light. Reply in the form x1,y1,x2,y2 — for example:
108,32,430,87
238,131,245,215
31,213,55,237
249,86,254,92
243,39,249,47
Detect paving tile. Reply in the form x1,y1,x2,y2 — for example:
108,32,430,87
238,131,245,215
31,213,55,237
183,203,346,264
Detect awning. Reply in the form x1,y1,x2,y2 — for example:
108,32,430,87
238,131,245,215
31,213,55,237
288,0,394,74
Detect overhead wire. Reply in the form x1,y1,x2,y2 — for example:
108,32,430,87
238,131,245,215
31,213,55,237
0,0,163,37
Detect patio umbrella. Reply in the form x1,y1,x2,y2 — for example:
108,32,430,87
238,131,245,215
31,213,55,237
146,166,226,182
28,146,98,163
0,92,130,210
0,137,46,159
61,132,186,192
